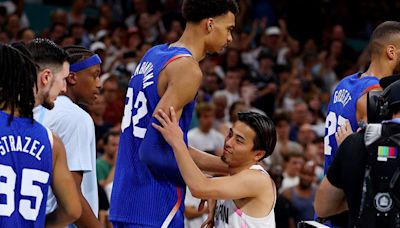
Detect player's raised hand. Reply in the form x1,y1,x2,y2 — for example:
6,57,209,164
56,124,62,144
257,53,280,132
152,107,183,147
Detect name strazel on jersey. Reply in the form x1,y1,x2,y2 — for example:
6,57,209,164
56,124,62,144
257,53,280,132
0,135,45,160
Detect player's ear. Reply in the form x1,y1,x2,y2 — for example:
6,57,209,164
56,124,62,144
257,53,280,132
39,68,52,86
206,18,214,33
386,44,396,60
66,72,78,85
254,150,266,161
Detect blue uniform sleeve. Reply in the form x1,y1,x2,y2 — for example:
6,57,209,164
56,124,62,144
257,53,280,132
138,116,185,186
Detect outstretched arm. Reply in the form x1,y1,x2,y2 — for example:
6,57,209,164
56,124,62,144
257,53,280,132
188,146,228,175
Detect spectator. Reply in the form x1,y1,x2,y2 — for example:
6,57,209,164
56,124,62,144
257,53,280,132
213,67,242,117
102,75,124,126
289,101,312,141
252,50,278,117
67,0,87,26
96,130,120,188
265,111,302,168
212,93,229,134
282,162,317,225
17,27,35,44
88,93,114,152
188,102,225,156
280,152,305,193
269,166,297,228
297,123,317,152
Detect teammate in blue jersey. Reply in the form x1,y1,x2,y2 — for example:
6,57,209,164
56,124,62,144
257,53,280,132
322,21,400,227
110,0,239,227
0,44,81,227
324,21,400,173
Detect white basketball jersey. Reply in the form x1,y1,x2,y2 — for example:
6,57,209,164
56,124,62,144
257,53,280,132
214,165,276,228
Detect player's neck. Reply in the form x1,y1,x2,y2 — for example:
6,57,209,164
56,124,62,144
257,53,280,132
34,95,42,108
228,162,256,175
33,86,41,108
63,89,78,104
171,25,206,62
362,60,393,79
1,106,20,116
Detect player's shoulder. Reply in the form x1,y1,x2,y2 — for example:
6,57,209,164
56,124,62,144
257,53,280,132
335,73,358,86
50,100,93,131
57,98,92,121
243,165,273,185
165,56,200,73
164,57,202,86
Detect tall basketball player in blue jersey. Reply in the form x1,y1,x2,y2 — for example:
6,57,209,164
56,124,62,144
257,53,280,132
325,21,400,173
322,21,400,226
110,0,238,227
0,44,81,227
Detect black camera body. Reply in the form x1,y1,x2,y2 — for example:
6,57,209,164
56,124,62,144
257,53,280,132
367,75,400,123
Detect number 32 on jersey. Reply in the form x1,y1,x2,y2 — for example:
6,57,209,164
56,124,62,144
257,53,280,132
121,88,148,138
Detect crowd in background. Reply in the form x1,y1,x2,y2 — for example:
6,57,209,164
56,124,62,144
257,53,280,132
0,0,397,227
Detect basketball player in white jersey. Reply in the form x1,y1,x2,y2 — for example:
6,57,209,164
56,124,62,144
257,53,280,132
153,107,277,227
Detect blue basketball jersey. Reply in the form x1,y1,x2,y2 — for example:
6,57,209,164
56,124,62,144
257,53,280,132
110,44,194,227
324,73,379,173
0,111,52,227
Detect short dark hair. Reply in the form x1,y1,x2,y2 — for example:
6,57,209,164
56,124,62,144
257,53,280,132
369,21,400,56
103,130,120,145
237,112,277,160
26,38,69,72
182,0,239,23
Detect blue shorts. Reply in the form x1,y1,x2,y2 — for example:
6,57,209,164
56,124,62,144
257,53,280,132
112,222,153,228
112,214,184,228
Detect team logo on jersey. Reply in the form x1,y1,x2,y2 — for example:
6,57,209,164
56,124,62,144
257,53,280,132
333,89,352,107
